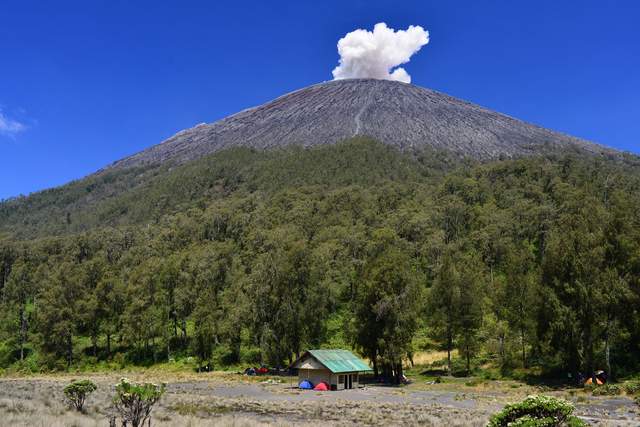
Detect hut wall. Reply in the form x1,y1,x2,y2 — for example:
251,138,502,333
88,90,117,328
298,368,332,387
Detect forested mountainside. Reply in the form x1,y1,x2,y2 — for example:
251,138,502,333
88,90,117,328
0,139,639,380
0,139,460,239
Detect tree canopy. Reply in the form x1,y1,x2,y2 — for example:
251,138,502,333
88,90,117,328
0,138,639,380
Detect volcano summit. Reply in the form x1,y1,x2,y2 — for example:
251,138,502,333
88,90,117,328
110,79,613,169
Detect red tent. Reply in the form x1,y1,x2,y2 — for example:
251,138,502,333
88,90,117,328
313,381,329,391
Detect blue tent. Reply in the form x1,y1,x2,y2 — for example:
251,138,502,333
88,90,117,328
299,379,313,390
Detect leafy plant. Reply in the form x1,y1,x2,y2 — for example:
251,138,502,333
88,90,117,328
487,395,586,427
591,384,621,396
112,378,166,427
63,379,97,412
623,381,640,395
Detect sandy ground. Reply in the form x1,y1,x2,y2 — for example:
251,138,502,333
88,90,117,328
0,373,637,426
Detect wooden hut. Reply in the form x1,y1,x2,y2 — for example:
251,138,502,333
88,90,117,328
291,349,372,390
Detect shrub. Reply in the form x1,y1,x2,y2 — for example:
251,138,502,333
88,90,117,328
487,395,586,427
112,378,166,427
623,381,640,395
63,379,97,412
591,384,621,396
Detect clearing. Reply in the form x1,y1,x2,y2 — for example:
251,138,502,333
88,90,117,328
0,372,637,426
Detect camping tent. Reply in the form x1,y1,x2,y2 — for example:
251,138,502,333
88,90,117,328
313,381,329,391
299,380,313,390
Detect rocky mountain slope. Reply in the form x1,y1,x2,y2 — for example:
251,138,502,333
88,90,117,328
109,78,614,169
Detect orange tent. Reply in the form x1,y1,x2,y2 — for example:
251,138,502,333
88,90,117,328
314,381,329,391
584,377,603,385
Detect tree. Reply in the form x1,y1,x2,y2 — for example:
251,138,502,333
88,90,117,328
426,252,459,373
94,273,126,358
2,259,34,361
427,250,484,375
541,190,624,381
113,378,165,427
75,257,106,358
37,263,80,367
63,379,97,412
188,243,234,368
457,261,484,375
248,227,319,367
500,246,539,368
354,229,423,383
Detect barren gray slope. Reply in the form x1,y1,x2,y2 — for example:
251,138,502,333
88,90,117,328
110,79,613,169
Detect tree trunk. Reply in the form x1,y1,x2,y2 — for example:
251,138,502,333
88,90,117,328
107,333,112,358
173,315,178,338
604,319,612,380
466,343,471,375
490,266,494,287
446,328,453,374
92,332,98,357
520,326,527,368
396,361,404,385
19,305,26,361
585,327,596,386
372,354,378,378
66,334,73,367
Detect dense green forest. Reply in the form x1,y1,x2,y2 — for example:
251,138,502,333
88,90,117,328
1,138,639,383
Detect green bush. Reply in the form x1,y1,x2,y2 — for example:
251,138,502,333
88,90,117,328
113,378,166,427
487,395,586,427
591,384,621,396
63,379,97,412
450,357,475,377
623,381,640,395
240,346,262,364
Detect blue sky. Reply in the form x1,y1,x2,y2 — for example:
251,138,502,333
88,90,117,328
1,1,639,199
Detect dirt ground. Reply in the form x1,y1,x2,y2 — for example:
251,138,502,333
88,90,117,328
0,373,637,426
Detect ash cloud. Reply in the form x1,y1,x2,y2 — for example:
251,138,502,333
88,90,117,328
332,22,429,84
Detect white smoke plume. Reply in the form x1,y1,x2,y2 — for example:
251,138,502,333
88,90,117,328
332,22,429,84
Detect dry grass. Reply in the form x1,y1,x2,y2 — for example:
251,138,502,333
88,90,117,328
0,374,491,426
410,350,458,366
0,372,636,426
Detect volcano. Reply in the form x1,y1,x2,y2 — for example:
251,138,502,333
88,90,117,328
110,78,613,169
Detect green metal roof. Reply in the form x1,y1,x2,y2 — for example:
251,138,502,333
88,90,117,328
306,349,372,373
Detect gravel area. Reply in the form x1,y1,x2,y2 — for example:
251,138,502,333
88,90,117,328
0,375,637,426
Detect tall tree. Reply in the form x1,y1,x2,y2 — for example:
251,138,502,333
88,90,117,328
355,229,423,383
37,263,79,367
2,259,34,361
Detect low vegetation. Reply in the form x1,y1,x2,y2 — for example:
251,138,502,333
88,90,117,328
590,383,622,396
112,378,165,427
0,138,639,384
487,395,585,427
63,379,97,412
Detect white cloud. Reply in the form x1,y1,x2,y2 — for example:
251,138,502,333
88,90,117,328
332,22,429,84
0,110,27,137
